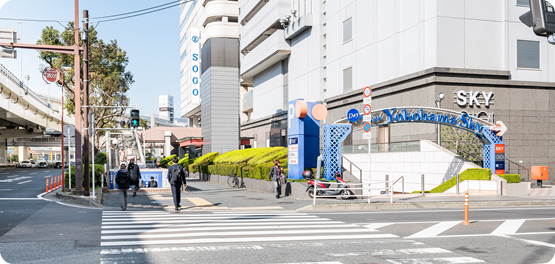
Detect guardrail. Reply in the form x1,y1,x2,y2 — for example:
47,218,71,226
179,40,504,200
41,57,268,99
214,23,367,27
311,179,392,205
0,63,51,108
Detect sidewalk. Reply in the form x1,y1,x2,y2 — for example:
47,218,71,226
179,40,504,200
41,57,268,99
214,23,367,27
49,178,555,212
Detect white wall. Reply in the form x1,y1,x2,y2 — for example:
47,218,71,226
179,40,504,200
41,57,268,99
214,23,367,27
343,140,479,195
252,62,285,119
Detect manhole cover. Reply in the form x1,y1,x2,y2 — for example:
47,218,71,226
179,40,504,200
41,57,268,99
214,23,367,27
232,196,246,197
277,202,293,204
247,198,264,200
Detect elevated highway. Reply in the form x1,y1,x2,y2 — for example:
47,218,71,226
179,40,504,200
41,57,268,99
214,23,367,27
0,63,73,164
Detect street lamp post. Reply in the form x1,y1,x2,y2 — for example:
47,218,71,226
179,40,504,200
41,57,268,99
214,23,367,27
435,92,445,146
17,21,22,86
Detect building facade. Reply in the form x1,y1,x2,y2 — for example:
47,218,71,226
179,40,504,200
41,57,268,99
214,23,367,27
158,95,174,122
180,0,241,154
239,0,555,181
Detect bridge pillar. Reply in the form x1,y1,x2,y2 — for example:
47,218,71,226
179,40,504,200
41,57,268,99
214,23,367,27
18,146,28,162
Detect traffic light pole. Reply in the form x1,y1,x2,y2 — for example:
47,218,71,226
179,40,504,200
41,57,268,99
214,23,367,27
73,0,84,195
83,10,90,196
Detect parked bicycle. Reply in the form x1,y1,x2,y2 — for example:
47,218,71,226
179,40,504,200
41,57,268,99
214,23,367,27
227,169,244,188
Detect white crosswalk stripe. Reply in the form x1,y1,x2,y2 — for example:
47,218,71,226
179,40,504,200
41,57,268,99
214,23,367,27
100,211,398,247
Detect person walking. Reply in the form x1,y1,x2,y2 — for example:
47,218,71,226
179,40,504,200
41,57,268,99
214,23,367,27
147,176,158,188
115,163,130,211
268,160,284,199
128,158,141,197
167,157,187,211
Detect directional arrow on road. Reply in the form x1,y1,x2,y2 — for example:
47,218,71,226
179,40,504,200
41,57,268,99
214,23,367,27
490,121,507,137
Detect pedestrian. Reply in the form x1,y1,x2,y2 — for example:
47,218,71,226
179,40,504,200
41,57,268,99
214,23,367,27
148,176,158,188
167,157,187,211
268,160,284,199
127,158,141,197
115,163,130,211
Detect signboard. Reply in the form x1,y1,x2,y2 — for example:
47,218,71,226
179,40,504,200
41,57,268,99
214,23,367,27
363,133,372,139
288,151,298,158
190,28,200,103
44,68,59,83
363,98,372,104
364,86,372,97
363,104,372,115
363,122,371,132
495,144,505,175
347,109,360,123
289,158,298,164
363,115,372,122
289,137,298,145
8,149,12,154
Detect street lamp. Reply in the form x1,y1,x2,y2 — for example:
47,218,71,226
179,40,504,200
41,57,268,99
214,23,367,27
435,92,445,146
17,21,22,85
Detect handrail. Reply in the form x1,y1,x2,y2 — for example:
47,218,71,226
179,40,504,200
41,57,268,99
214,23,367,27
341,155,363,182
391,176,405,194
506,158,530,182
0,63,50,108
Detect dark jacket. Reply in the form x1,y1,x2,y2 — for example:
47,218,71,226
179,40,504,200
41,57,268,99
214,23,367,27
268,166,283,182
167,164,186,185
148,180,158,188
115,169,130,189
127,163,141,186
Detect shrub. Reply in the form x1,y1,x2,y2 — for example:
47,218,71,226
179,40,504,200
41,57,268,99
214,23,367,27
94,152,107,164
193,152,219,165
412,190,431,193
246,147,286,166
213,147,279,165
177,154,190,167
159,155,176,168
65,164,105,188
430,168,491,193
498,174,521,183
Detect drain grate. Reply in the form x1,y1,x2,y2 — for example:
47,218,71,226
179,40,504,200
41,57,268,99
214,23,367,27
232,196,246,197
277,202,293,204
247,198,264,200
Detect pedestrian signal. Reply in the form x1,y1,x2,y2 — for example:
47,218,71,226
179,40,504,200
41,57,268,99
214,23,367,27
130,110,140,128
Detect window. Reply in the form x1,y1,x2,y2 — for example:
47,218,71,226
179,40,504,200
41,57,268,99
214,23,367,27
343,67,353,92
517,40,540,69
517,0,529,6
343,18,352,43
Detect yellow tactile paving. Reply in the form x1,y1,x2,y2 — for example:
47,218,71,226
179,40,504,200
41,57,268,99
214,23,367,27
185,197,214,207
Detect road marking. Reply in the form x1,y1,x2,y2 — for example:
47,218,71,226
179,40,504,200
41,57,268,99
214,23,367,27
45,171,50,172
7,175,19,178
102,215,318,221
101,224,360,234
386,257,485,263
407,221,461,238
102,217,330,225
308,207,555,215
17,180,32,184
0,198,41,200
44,175,52,178
329,247,451,257
491,219,525,235
30,173,37,175
0,172,9,174
100,245,264,255
0,189,12,191
364,223,394,231
102,220,347,230
186,197,213,206
100,234,398,246
498,235,555,249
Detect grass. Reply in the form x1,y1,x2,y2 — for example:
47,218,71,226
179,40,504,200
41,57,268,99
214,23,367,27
430,168,491,193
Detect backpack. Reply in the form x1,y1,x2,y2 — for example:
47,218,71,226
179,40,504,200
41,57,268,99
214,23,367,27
117,171,130,189
170,165,183,185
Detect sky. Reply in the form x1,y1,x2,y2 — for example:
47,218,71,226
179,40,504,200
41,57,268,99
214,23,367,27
0,0,182,118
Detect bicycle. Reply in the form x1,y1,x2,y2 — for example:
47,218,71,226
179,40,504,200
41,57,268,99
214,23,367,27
227,169,243,188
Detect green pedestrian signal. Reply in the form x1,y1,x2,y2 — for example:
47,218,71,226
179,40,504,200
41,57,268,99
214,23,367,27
130,109,140,128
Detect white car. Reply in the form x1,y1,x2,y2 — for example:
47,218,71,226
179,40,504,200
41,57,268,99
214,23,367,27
30,161,37,168
18,160,31,168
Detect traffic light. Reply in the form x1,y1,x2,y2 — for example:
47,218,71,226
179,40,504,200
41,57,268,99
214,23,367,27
520,0,555,37
130,110,140,128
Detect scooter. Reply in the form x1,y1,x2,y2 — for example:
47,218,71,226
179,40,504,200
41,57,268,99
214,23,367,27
304,171,353,199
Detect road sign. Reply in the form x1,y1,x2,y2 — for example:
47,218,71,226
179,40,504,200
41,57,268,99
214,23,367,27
347,109,360,122
8,149,12,154
490,121,507,137
363,104,372,115
363,133,371,139
363,122,371,132
363,98,372,104
363,115,372,122
364,86,372,97
44,68,59,83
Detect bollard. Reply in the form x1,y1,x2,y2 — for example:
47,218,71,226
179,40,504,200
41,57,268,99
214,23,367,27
62,175,65,192
50,177,53,191
456,174,460,195
55,175,58,189
421,174,425,197
462,192,471,225
385,174,389,194
56,175,59,188
46,178,49,193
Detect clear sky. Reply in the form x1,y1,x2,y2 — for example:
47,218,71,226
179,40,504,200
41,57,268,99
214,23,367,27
0,0,181,118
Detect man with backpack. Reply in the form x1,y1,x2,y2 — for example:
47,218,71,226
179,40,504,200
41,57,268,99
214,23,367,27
115,163,130,211
167,157,187,211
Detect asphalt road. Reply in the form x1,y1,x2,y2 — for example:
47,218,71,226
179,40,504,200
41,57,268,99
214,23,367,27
2,168,555,264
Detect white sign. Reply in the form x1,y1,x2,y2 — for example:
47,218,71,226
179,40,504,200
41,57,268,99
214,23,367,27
289,158,298,165
363,98,372,104
456,90,494,107
363,115,372,122
363,133,372,140
190,28,200,103
289,151,298,158
289,145,298,151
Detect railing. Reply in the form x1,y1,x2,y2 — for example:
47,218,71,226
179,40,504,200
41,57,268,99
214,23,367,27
0,63,50,108
341,140,421,154
341,155,362,182
506,158,530,182
311,180,392,205
391,175,404,194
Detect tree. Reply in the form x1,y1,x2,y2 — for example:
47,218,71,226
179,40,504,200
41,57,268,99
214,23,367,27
441,126,483,164
37,22,134,153
139,118,148,129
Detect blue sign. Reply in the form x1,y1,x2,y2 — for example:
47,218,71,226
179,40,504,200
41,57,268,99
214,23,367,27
192,36,199,43
382,108,485,135
347,109,360,122
8,150,12,154
192,89,199,96
192,77,199,84
289,137,298,145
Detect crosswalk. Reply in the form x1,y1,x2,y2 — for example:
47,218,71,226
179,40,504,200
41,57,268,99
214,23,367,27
100,211,397,247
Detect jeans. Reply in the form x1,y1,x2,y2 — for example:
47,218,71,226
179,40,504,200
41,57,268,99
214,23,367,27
131,185,139,193
273,180,281,195
171,184,181,208
118,189,128,209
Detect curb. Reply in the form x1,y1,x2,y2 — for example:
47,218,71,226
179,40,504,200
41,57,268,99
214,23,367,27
55,189,103,207
296,200,555,211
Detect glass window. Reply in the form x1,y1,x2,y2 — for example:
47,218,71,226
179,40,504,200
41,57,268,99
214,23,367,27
343,67,353,92
343,18,353,43
517,40,540,69
517,0,529,6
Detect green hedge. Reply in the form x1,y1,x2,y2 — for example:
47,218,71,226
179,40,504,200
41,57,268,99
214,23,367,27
194,152,219,164
430,168,492,193
64,164,105,188
213,147,280,165
177,154,190,167
246,147,286,166
159,155,176,168
498,174,521,183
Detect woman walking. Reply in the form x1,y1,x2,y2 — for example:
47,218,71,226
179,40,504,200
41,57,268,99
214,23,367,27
128,158,142,197
268,160,284,199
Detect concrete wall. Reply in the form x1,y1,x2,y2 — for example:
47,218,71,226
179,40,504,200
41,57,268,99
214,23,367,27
343,140,479,195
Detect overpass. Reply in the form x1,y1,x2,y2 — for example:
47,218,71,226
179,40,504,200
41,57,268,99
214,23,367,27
0,63,73,164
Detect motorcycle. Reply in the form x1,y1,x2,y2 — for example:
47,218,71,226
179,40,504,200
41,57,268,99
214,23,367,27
304,171,353,199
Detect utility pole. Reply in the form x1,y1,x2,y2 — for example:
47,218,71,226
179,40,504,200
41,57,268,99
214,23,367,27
73,0,84,195
83,10,90,196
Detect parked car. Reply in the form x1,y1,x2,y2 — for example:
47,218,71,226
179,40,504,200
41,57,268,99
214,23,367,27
37,161,48,168
30,160,37,168
54,162,62,169
18,160,31,168
64,162,69,168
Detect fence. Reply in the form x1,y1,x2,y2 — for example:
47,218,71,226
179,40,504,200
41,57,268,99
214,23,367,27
310,179,392,205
